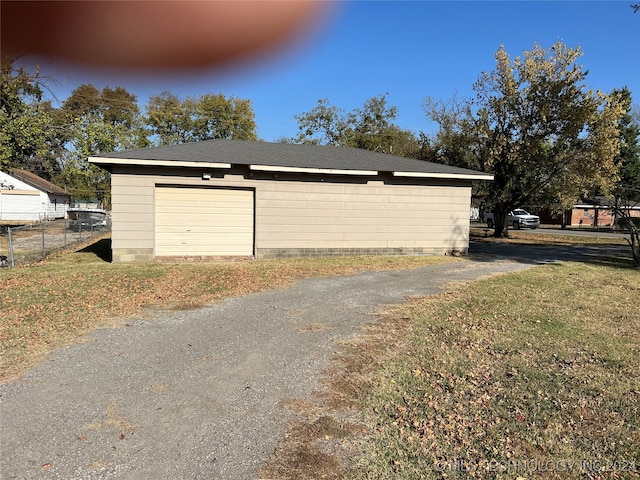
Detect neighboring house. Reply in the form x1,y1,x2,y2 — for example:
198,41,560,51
569,201,640,228
89,140,493,263
0,169,71,223
532,199,640,228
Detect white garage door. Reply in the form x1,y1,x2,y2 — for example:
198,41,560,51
155,186,254,256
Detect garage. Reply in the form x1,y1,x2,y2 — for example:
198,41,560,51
155,186,254,257
89,140,493,263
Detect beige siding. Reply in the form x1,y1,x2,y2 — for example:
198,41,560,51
256,181,470,250
108,169,471,262
110,174,155,255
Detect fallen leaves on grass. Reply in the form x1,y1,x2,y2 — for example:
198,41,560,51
348,262,640,480
0,244,455,382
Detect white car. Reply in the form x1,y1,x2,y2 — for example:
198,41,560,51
484,209,540,229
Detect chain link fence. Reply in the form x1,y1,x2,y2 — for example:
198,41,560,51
0,215,111,268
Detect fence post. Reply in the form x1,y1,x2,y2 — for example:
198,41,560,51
8,226,14,268
42,221,46,259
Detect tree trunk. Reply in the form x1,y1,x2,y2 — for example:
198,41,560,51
626,220,640,268
615,211,640,268
493,202,510,238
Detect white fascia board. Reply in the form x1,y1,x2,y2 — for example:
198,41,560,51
89,157,231,169
250,164,378,175
393,171,494,181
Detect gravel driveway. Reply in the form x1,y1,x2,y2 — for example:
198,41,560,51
0,250,565,479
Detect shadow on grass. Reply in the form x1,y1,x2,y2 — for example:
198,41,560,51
468,239,636,269
78,238,112,263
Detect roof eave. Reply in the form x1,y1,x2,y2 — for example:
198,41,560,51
393,171,494,181
89,157,231,169
8,170,71,196
249,164,378,176
88,157,494,181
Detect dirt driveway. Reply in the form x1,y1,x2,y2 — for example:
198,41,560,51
0,252,569,479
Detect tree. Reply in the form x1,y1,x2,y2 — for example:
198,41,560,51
192,93,257,142
601,88,640,267
610,88,640,204
426,42,624,236
610,191,640,267
631,103,640,125
293,98,346,146
146,91,257,146
423,95,477,169
145,92,194,145
0,55,57,173
57,84,149,206
292,94,420,157
423,95,491,210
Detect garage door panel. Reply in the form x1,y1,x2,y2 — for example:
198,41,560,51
155,187,254,257
156,216,254,229
155,229,254,241
156,190,249,204
156,241,251,252
156,201,254,210
156,225,254,234
156,208,254,218
158,245,251,256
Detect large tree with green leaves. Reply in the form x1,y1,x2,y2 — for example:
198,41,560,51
0,55,58,175
291,94,421,158
57,84,149,206
146,92,257,146
426,42,624,236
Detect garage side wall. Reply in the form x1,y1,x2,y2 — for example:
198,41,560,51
255,180,471,258
110,169,156,262
109,168,472,263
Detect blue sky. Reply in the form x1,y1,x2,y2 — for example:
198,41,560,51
39,1,640,142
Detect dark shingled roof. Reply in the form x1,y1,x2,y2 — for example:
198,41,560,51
10,169,71,196
94,140,491,178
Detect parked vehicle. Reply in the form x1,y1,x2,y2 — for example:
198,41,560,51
483,209,540,229
67,207,108,231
